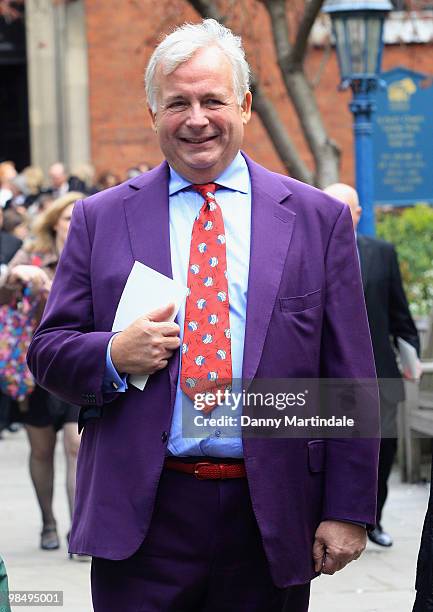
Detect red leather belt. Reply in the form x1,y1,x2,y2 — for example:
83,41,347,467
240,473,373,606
164,459,246,480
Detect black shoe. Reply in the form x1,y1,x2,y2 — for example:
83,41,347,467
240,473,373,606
40,525,60,550
368,526,393,547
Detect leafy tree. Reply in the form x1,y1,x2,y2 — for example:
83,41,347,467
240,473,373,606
377,204,433,316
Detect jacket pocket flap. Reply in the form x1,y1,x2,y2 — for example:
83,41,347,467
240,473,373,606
279,289,322,313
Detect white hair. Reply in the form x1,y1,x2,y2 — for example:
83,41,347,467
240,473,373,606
145,19,251,112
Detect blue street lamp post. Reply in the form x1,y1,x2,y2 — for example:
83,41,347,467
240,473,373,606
323,0,393,236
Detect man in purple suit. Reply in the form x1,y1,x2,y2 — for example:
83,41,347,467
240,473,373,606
28,19,379,612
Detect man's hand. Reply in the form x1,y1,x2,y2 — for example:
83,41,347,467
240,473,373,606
312,520,366,575
111,303,181,375
402,359,422,381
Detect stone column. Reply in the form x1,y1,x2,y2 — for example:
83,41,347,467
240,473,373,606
25,0,59,175
62,0,91,172
25,0,90,176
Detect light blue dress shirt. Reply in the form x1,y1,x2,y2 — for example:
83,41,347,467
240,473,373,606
104,152,251,457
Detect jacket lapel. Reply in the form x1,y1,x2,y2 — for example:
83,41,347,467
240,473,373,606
242,155,296,381
123,162,172,277
122,162,180,396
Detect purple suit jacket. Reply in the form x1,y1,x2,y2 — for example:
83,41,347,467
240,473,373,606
28,154,379,587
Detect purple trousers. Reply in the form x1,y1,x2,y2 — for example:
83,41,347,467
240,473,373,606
91,468,310,611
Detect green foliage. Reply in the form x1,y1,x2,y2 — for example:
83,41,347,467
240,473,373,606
376,204,433,316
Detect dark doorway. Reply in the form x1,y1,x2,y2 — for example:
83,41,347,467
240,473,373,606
0,8,30,171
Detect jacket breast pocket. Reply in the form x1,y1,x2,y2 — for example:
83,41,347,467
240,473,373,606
308,440,326,473
279,289,322,313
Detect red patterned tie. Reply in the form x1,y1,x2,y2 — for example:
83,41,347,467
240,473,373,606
180,183,232,410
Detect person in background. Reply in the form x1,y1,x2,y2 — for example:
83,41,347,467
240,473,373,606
21,166,45,208
125,167,141,180
126,163,152,180
137,161,153,173
0,204,22,439
0,205,22,274
31,194,54,216
4,173,31,213
3,208,29,243
97,171,120,191
47,163,70,199
324,183,420,548
0,554,11,612
1,192,85,555
0,162,17,209
69,163,98,195
413,450,433,610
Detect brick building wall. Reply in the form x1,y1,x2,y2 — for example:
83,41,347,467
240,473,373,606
84,0,433,185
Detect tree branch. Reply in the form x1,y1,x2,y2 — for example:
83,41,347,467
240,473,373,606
291,0,325,67
251,75,313,183
260,0,292,70
187,0,227,21
262,0,340,185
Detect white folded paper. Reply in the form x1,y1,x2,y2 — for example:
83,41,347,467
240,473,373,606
397,337,419,381
112,261,187,390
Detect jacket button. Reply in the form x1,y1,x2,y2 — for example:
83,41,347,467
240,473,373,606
161,431,168,443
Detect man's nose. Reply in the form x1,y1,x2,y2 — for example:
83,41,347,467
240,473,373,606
185,104,209,129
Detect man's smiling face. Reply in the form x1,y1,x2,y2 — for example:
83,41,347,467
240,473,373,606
149,45,252,184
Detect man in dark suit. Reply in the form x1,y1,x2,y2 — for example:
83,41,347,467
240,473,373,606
413,457,433,611
325,183,420,547
28,20,379,611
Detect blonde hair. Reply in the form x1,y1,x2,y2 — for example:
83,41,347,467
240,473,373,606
29,191,84,253
23,166,44,195
72,162,95,186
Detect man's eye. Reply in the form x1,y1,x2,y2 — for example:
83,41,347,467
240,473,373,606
205,99,222,107
168,101,187,109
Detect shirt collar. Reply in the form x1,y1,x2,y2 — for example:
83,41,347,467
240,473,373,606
169,151,249,196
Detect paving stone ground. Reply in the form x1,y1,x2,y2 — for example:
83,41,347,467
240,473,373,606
0,429,429,611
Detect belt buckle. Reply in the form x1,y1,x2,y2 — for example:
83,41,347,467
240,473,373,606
193,462,212,480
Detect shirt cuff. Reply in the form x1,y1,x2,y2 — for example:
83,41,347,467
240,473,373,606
337,519,366,529
102,334,128,393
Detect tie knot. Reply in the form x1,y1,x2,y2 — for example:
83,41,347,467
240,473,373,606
192,183,217,201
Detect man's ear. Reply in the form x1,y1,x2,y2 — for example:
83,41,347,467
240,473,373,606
241,91,252,125
147,105,157,132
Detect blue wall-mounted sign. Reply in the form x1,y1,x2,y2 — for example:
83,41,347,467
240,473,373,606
372,66,433,206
